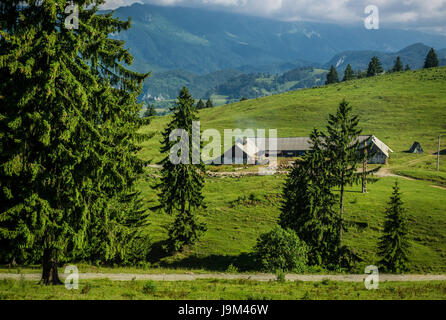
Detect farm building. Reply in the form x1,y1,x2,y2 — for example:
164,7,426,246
220,135,393,165
220,139,259,164
408,142,424,154
356,135,394,164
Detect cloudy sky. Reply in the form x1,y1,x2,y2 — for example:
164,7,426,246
101,0,446,34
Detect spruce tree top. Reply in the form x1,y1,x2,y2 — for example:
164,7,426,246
343,64,355,81
392,56,403,72
424,48,439,69
205,98,214,109
326,65,339,84
196,99,205,110
367,56,384,77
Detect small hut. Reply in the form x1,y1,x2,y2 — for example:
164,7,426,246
409,142,423,154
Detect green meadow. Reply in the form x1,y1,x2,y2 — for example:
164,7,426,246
1,279,446,300
138,173,446,273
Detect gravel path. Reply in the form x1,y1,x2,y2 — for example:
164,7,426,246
2,273,446,282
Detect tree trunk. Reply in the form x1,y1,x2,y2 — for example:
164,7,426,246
41,248,63,285
362,140,368,193
339,174,345,243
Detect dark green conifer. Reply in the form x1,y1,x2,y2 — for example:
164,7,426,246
0,0,150,284
424,48,439,69
158,87,206,252
367,56,384,77
279,129,340,266
196,99,205,110
392,56,403,72
378,182,410,273
342,64,355,81
205,98,214,109
144,104,157,117
325,65,339,84
322,100,362,242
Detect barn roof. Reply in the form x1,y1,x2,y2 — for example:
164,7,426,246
246,135,393,157
246,137,312,152
359,135,394,158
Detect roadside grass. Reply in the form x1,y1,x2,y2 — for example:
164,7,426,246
1,279,446,300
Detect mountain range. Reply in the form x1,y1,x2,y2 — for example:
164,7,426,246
109,3,446,74
105,3,446,107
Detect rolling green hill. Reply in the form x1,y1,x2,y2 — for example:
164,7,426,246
207,67,327,100
140,66,446,164
142,67,328,109
142,69,244,103
137,67,446,273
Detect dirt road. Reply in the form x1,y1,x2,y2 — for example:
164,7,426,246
2,273,446,282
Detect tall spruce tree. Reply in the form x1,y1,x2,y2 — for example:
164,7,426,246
325,65,339,84
205,98,213,109
279,129,340,266
144,104,157,118
342,64,355,81
424,48,439,69
196,99,205,110
323,100,362,242
158,87,206,252
367,56,384,77
0,1,150,284
378,182,410,273
392,56,403,72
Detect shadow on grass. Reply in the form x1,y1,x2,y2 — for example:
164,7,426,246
158,253,257,272
147,240,257,272
432,149,446,155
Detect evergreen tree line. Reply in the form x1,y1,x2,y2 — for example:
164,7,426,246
325,48,439,85
196,98,214,110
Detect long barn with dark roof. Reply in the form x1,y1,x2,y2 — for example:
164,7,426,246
220,135,393,165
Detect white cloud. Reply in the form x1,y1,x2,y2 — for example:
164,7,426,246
101,0,446,31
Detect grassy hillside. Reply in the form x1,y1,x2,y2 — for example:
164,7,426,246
135,67,446,273
138,173,446,273
207,67,327,101
142,67,328,111
140,67,446,168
